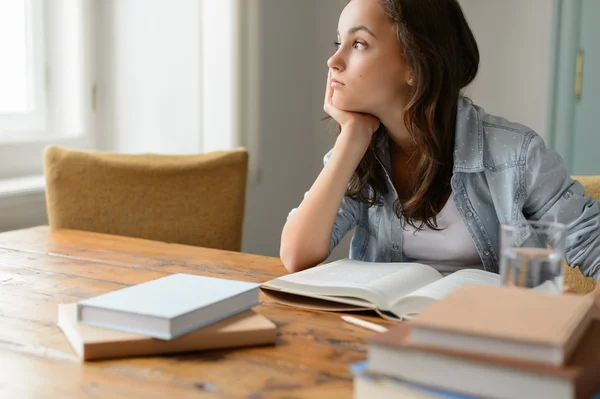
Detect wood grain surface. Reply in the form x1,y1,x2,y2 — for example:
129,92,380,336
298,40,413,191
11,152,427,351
0,226,396,398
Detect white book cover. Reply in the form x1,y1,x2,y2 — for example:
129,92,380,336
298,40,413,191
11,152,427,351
77,273,261,340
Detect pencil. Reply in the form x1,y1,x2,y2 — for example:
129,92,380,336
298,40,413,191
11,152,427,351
340,315,389,333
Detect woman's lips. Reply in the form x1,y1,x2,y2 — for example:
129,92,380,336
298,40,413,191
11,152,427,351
331,79,345,88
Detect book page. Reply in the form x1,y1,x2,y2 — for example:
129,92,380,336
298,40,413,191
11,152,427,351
402,269,501,302
366,263,442,309
264,259,442,310
391,269,501,318
389,269,501,318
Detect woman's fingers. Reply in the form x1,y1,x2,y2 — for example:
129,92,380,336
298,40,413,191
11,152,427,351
324,70,344,121
324,70,333,113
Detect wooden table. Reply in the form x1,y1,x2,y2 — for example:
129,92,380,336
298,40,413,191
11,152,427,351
0,226,394,398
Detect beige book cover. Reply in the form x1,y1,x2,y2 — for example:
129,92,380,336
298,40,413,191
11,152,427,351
367,320,600,399
58,303,277,361
408,284,595,365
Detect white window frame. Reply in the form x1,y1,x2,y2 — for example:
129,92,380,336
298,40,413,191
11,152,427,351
0,0,46,136
0,0,95,180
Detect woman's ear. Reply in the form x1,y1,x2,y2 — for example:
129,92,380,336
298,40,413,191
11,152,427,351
406,69,416,87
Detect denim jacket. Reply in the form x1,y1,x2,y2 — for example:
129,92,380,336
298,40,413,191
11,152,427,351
323,97,600,281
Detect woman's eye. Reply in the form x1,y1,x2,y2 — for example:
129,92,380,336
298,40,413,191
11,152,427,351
334,41,341,49
353,41,366,50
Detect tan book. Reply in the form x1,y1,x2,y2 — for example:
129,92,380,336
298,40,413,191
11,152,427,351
367,321,600,399
408,284,595,366
58,303,276,361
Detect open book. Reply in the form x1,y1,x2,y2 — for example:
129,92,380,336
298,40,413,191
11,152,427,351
260,259,501,320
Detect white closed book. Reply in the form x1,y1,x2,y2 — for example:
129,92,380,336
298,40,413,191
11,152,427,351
77,273,261,340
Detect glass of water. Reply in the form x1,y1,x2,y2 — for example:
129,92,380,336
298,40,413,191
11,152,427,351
499,221,567,293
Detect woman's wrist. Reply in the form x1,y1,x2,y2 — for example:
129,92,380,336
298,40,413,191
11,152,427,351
337,126,373,152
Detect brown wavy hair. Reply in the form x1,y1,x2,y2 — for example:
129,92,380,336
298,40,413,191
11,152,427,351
342,0,479,230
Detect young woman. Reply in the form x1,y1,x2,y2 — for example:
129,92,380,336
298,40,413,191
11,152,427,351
280,0,600,287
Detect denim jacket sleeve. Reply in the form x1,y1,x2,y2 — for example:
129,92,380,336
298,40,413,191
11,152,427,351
523,133,600,281
323,149,362,256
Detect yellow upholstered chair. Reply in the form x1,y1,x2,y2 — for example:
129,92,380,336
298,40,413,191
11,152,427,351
564,176,600,293
43,146,248,252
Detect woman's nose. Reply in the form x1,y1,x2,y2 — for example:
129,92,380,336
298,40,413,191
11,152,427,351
327,50,344,72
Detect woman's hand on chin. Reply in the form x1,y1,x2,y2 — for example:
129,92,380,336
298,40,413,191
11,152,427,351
324,71,380,147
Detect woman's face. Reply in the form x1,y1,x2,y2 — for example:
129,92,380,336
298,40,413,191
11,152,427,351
328,0,412,116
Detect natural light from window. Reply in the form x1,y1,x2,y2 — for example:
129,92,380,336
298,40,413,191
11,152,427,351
0,0,30,114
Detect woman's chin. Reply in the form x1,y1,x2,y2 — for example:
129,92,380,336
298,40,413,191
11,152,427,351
332,96,368,114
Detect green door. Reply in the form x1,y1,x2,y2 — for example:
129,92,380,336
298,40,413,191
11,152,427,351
551,0,600,175
571,0,600,174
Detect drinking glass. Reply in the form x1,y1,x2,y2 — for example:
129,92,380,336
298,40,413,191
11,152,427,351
499,221,567,293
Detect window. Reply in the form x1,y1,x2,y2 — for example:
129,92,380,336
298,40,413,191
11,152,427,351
0,0,46,136
0,0,94,180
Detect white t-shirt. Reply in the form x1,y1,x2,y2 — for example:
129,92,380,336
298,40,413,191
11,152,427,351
403,198,483,275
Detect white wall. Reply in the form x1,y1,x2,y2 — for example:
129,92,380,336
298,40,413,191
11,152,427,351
95,0,201,154
242,0,328,257
459,0,554,140
241,0,358,259
0,177,48,232
94,0,342,257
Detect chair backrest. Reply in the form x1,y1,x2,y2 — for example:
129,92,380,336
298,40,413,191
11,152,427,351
44,146,248,251
563,176,600,293
573,176,600,200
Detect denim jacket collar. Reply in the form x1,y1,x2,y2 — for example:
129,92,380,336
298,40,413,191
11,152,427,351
453,97,485,173
373,97,485,174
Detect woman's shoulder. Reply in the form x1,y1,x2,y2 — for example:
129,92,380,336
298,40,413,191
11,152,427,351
462,99,546,170
465,99,537,140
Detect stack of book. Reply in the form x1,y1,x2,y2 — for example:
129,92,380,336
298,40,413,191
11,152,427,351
58,273,277,361
353,284,600,399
